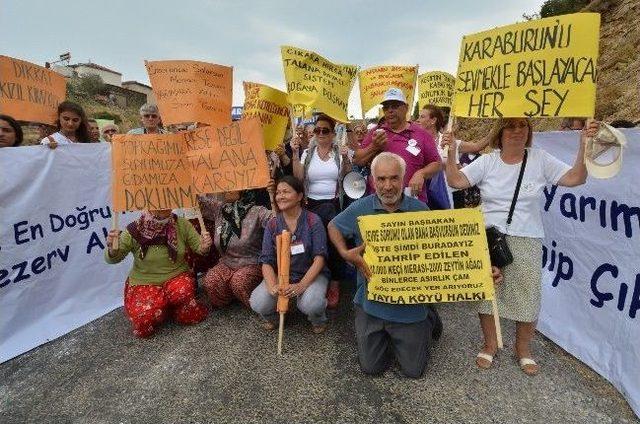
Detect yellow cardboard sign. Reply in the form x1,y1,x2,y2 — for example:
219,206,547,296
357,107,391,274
359,65,418,114
358,209,494,304
281,46,358,123
242,81,289,151
418,71,455,109
452,12,600,118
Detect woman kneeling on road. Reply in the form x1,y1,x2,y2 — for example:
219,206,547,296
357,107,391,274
105,210,211,337
250,175,330,334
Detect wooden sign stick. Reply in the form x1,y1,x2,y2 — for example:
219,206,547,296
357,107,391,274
277,231,292,356
111,212,119,250
491,298,504,349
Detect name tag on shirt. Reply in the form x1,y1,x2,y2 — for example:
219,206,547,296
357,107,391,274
291,243,305,255
406,145,421,156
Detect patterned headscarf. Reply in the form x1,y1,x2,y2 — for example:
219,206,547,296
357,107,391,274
127,211,178,261
219,191,256,252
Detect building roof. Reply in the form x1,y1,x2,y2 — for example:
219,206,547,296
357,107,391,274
71,62,122,75
122,80,152,89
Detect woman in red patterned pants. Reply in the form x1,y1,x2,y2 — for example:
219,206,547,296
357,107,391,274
106,210,212,337
199,190,273,309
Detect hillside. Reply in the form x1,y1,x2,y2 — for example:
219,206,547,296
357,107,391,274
457,0,639,143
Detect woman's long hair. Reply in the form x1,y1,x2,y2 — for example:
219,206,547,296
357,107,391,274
55,101,90,143
0,114,23,146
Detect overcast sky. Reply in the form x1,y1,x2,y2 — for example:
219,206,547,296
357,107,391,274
2,0,541,117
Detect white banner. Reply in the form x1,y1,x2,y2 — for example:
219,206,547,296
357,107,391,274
0,144,136,363
536,129,640,419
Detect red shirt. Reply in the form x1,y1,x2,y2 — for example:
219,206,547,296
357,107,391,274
361,122,441,202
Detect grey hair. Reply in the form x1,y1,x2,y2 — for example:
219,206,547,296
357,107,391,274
371,152,406,179
139,103,160,115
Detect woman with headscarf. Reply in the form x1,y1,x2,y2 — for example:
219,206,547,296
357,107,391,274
105,209,211,337
199,190,274,308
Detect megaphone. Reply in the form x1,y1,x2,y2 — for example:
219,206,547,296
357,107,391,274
343,171,367,199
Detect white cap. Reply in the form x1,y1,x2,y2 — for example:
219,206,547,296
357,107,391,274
381,87,407,105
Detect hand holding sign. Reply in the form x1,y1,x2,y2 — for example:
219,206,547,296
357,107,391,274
344,244,372,281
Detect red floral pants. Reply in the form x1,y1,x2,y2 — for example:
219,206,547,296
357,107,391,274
202,262,262,308
123,272,208,338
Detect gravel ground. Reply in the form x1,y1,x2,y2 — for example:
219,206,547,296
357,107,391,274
1,282,637,424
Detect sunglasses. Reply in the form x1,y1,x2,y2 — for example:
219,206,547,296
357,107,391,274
382,102,404,111
143,114,158,119
313,127,332,135
504,121,529,130
103,129,117,134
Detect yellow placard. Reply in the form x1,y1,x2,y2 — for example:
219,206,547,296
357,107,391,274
145,60,233,126
452,13,600,118
359,65,418,115
0,55,66,125
111,118,269,212
358,209,494,304
242,81,289,151
418,71,455,109
281,46,358,123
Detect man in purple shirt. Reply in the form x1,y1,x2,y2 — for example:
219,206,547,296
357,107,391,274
354,88,442,203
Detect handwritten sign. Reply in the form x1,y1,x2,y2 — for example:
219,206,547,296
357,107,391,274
185,117,270,194
452,13,600,118
358,209,494,304
359,65,418,114
145,60,232,126
281,46,358,123
111,118,269,212
242,81,289,151
0,55,66,125
418,71,455,109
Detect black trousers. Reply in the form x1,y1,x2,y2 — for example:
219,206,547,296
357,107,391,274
354,306,441,378
306,198,344,281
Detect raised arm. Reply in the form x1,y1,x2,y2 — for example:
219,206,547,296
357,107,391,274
442,131,472,190
557,120,598,187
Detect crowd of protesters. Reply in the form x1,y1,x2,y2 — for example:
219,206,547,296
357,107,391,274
2,86,631,379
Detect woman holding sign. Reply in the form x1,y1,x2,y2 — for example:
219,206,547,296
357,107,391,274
250,176,330,334
198,190,274,309
105,210,211,338
443,117,597,375
291,114,350,309
40,101,90,147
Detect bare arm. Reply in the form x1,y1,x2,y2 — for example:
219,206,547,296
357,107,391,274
328,222,371,280
557,120,597,187
262,263,279,295
442,131,472,190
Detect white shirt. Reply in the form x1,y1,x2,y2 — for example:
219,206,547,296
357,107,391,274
301,148,339,200
461,148,570,238
40,132,76,145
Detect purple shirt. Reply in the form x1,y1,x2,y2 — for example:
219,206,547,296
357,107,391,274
361,122,441,202
259,209,329,283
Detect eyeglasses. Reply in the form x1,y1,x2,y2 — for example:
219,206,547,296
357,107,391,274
103,129,117,134
382,102,404,111
143,114,158,119
313,127,332,135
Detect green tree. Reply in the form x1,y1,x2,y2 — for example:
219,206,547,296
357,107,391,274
540,0,590,17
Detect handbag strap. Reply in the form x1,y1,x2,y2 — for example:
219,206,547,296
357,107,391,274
506,149,528,226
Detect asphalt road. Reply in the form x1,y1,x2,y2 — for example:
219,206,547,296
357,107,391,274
1,282,637,424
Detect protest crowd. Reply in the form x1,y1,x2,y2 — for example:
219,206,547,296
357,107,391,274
1,12,637,400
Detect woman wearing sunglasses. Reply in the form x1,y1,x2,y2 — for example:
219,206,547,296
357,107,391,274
291,114,351,310
127,104,168,135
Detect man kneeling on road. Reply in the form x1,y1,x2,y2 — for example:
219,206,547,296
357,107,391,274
330,152,502,377
328,152,442,378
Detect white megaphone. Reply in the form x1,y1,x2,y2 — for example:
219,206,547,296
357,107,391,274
343,171,367,199
585,122,627,179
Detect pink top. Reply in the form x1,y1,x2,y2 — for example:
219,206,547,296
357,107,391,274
361,122,441,202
